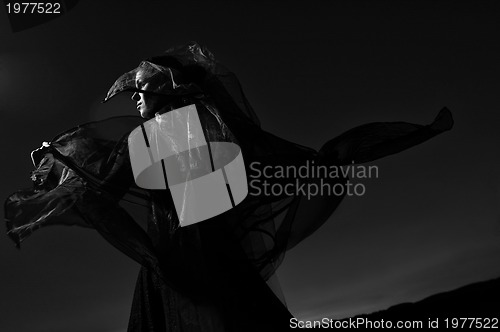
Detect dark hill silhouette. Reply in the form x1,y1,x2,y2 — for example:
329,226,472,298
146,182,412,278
351,277,500,319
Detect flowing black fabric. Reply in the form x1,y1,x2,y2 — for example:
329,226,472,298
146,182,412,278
5,42,453,331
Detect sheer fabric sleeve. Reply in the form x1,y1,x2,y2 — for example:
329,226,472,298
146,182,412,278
216,106,453,280
4,116,169,281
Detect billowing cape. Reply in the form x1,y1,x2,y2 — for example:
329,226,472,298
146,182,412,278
5,43,453,329
4,106,454,281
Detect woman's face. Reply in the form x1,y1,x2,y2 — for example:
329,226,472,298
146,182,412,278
131,72,169,118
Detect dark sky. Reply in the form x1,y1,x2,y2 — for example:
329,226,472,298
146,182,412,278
1,1,500,331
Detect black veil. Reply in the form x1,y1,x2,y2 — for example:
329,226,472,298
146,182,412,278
5,42,453,314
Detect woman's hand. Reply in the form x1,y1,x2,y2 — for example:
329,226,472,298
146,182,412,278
30,141,51,167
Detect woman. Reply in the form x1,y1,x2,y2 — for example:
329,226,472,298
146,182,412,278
5,42,453,331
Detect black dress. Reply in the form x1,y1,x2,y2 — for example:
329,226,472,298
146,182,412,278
5,43,453,331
